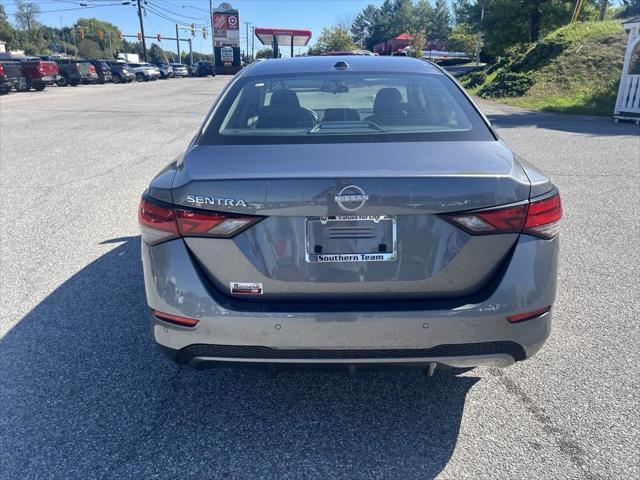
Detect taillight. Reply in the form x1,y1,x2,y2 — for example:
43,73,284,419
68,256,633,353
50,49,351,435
89,65,96,74
443,191,562,239
37,65,44,74
138,197,179,245
0,65,5,76
175,208,260,238
138,195,261,245
523,192,562,239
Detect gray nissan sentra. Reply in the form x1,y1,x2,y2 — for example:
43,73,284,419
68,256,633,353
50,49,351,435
139,56,561,371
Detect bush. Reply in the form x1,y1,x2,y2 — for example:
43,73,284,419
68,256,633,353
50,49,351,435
462,71,487,88
478,71,534,98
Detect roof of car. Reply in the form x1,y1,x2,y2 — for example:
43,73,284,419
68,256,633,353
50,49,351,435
240,55,442,77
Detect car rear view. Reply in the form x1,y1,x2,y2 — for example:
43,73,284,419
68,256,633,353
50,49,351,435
140,56,561,371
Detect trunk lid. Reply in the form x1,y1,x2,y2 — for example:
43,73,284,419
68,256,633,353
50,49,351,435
169,141,531,301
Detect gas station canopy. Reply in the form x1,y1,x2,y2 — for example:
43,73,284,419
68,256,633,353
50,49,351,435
254,28,312,47
254,28,312,58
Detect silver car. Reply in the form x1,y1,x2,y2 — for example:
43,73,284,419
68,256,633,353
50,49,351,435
139,56,561,372
170,63,189,77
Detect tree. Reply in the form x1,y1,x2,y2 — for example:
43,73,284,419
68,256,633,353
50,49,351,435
410,31,426,57
0,3,17,49
453,0,598,57
77,39,102,59
351,5,379,47
307,27,357,55
255,48,273,59
448,22,478,57
618,0,640,17
148,43,166,64
430,0,452,40
14,1,40,33
73,18,124,57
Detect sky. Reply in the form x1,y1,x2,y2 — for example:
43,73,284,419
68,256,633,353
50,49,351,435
2,0,389,55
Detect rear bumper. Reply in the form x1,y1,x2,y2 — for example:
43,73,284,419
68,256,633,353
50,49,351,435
143,235,557,368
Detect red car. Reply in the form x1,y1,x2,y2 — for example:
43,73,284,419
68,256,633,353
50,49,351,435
16,58,59,92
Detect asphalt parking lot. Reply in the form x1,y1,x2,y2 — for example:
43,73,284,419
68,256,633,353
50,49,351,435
1,77,638,479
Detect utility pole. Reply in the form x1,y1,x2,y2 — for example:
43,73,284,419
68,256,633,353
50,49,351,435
189,38,193,67
136,0,147,61
251,26,255,60
475,3,485,67
243,21,250,60
175,24,181,63
209,0,216,65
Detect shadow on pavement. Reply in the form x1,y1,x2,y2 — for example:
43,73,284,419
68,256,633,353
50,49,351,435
1,236,478,479
485,109,640,136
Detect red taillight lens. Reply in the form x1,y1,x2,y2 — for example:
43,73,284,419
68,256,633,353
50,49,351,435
89,65,96,74
443,191,562,239
138,197,179,245
138,196,261,245
175,208,260,238
524,192,562,239
445,204,527,234
153,310,199,327
0,65,5,76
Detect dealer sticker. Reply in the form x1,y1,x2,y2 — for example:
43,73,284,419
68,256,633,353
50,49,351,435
230,282,263,295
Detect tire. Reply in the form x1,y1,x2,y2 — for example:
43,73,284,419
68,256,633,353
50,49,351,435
112,74,121,84
70,79,79,87
0,87,9,95
56,76,68,87
33,81,46,91
16,77,31,92
136,73,145,82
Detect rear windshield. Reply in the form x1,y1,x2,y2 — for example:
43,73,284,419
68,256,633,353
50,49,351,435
199,72,493,145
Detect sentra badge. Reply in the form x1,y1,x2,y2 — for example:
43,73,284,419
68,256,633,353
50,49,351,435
186,195,247,208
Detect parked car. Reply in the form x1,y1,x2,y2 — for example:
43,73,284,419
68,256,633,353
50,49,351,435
170,63,189,77
47,58,97,86
127,62,161,82
87,59,113,84
15,57,59,91
153,62,174,79
0,60,22,94
139,56,562,372
190,61,215,77
105,61,136,83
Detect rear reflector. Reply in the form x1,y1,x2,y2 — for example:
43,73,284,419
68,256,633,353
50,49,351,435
506,306,551,323
153,310,199,327
138,195,262,245
443,191,562,239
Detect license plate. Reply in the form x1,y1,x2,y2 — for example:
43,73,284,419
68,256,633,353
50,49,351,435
305,216,396,263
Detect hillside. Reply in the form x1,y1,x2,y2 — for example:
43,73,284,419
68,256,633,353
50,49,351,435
463,21,627,116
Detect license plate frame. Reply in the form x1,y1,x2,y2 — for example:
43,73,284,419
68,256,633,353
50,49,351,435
305,215,397,263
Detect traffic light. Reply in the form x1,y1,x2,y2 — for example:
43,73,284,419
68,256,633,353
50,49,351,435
156,33,161,42
137,32,142,41
79,29,85,39
191,24,195,37
202,27,207,39
98,30,104,40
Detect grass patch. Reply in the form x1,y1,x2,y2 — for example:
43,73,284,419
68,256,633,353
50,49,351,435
465,20,626,116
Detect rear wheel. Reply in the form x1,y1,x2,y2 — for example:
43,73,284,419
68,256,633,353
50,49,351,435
56,76,68,87
33,81,46,91
0,87,10,95
136,73,145,82
70,79,79,87
16,78,31,91
112,74,121,84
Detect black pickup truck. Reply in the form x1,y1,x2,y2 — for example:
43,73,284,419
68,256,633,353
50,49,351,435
0,60,21,94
